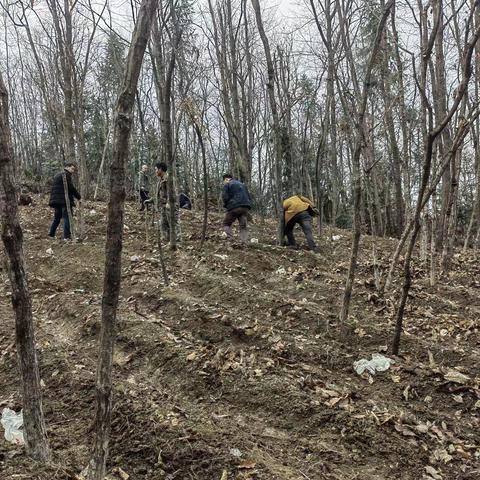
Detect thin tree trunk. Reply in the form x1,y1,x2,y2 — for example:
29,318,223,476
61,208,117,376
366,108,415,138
383,110,479,292
62,171,75,240
94,121,111,201
430,192,438,286
339,0,394,326
391,14,480,354
87,0,158,477
192,122,208,247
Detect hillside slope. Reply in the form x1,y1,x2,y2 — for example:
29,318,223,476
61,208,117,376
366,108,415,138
0,198,479,480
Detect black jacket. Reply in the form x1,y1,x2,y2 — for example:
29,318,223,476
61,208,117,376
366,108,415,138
222,179,252,211
49,170,81,208
179,193,192,210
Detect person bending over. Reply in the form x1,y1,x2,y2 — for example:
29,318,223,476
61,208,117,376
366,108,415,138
282,195,319,252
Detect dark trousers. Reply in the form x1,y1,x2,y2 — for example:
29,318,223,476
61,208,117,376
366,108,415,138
285,211,316,250
223,207,249,242
140,189,150,210
49,206,71,239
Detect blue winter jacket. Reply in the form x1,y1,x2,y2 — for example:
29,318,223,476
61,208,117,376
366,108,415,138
222,179,252,211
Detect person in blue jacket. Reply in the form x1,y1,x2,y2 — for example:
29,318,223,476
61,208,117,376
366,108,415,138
222,173,251,243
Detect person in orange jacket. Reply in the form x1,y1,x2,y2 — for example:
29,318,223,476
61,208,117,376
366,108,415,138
282,195,319,252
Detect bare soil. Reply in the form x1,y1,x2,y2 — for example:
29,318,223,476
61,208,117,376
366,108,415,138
0,197,479,480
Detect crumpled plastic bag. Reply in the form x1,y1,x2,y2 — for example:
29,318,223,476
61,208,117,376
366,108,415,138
1,408,24,445
353,353,394,375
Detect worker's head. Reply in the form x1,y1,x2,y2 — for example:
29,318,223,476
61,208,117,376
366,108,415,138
223,173,233,185
141,164,149,172
64,162,77,173
155,162,168,177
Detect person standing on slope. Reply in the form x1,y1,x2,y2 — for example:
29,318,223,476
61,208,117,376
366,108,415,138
48,162,81,240
222,173,252,243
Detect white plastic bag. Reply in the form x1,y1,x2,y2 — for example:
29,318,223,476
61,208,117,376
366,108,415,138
354,354,394,375
1,408,24,445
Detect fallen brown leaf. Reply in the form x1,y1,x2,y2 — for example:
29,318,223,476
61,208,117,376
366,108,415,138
238,459,257,469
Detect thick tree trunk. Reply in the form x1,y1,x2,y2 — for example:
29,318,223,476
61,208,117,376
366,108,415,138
464,5,480,250
48,0,76,166
432,3,454,252
310,0,340,225
251,0,284,244
380,27,404,236
0,72,50,463
464,125,480,250
87,0,158,478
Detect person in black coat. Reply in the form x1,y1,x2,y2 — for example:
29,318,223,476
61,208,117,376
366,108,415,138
222,173,252,243
48,162,81,240
178,192,192,210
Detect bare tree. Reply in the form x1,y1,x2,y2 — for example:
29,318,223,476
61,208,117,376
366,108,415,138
338,0,394,326
251,0,284,243
0,71,50,462
391,1,480,354
87,0,159,477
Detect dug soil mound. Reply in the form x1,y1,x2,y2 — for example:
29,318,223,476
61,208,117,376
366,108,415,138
0,197,479,480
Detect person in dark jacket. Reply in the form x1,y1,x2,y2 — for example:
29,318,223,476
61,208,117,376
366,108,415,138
178,192,192,210
222,173,251,243
48,162,81,240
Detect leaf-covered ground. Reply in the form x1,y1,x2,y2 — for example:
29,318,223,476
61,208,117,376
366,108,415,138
0,197,479,480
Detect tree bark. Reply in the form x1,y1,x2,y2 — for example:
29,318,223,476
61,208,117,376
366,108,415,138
251,0,284,244
339,0,394,326
87,0,158,478
391,11,480,354
192,121,209,247
0,72,50,463
150,0,182,250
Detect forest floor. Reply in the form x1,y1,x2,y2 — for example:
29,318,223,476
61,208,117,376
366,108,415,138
0,196,479,480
